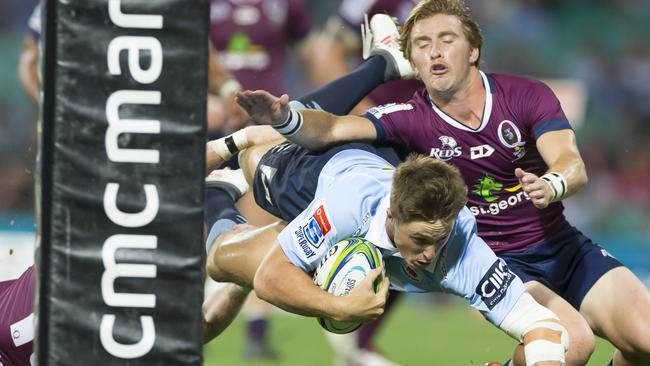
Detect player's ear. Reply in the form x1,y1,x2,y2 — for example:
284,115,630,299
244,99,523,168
386,208,394,221
469,47,479,65
410,60,420,80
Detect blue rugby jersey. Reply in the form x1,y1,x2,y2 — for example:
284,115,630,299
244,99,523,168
277,149,526,326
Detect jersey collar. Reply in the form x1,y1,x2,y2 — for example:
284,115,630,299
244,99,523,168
364,195,399,253
427,70,493,133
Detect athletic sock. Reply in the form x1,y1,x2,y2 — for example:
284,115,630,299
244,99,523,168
294,56,387,115
204,187,248,253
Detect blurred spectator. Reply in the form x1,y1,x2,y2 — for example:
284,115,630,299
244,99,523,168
308,0,422,114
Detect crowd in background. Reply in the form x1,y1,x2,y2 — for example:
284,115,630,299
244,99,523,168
0,0,648,241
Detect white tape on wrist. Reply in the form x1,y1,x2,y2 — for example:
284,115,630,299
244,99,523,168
218,79,242,99
207,129,248,161
524,339,566,365
540,172,567,202
273,109,303,136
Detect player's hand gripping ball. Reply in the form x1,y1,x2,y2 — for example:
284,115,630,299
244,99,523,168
313,237,384,334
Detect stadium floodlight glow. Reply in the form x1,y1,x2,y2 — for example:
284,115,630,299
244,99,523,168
100,1,163,359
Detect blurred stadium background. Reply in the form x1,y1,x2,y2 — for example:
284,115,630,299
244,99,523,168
0,0,648,365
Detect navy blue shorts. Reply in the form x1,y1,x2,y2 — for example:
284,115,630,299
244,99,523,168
498,225,623,309
252,142,400,222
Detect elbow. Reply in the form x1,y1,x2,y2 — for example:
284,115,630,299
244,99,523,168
253,263,274,303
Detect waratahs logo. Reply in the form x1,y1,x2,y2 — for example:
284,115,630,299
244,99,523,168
430,136,462,161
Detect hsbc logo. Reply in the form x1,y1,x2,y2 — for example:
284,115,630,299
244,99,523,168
475,260,514,309
470,145,495,160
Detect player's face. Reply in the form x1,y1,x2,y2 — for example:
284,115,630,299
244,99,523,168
409,14,478,96
391,219,453,270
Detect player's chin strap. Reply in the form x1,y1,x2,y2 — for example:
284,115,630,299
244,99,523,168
499,292,569,366
208,129,249,161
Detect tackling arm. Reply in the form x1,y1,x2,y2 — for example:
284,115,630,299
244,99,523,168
236,89,378,151
254,243,388,322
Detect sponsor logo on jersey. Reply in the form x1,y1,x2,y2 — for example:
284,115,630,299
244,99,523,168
470,175,529,215
368,103,414,119
294,227,316,258
430,136,462,161
222,33,270,71
470,144,495,160
497,120,526,161
476,260,515,310
303,205,333,248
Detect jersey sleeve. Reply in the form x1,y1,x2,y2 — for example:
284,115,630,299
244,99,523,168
522,80,573,140
363,102,416,147
440,208,527,326
277,175,378,272
286,0,312,41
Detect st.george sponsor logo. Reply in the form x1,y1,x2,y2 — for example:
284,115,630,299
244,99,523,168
476,260,514,310
470,175,529,215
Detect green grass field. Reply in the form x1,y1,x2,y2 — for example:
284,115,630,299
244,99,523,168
204,295,614,365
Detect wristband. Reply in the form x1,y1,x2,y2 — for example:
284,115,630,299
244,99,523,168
207,129,248,161
273,109,303,136
218,79,242,99
540,172,567,202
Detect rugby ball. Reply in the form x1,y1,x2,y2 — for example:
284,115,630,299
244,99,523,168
313,237,384,334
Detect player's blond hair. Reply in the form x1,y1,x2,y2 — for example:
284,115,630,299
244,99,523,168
399,0,483,66
390,154,467,240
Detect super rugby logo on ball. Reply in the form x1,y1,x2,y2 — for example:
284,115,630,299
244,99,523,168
313,237,384,334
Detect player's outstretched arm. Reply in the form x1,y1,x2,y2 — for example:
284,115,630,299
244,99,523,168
236,90,377,151
515,130,587,209
254,243,388,322
205,125,283,174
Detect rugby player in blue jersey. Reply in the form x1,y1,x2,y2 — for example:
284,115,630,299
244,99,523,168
202,133,569,365
234,1,650,365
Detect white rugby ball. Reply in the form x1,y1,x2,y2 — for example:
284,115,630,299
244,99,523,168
313,237,384,334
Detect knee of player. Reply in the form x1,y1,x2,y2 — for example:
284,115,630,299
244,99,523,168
237,144,263,184
252,265,274,303
562,322,595,365
615,319,650,356
206,245,229,282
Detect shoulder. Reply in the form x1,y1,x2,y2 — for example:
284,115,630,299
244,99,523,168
489,72,554,96
366,89,427,119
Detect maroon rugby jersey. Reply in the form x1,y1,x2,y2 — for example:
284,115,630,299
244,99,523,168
0,266,35,366
364,71,572,252
337,0,423,105
209,0,312,95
